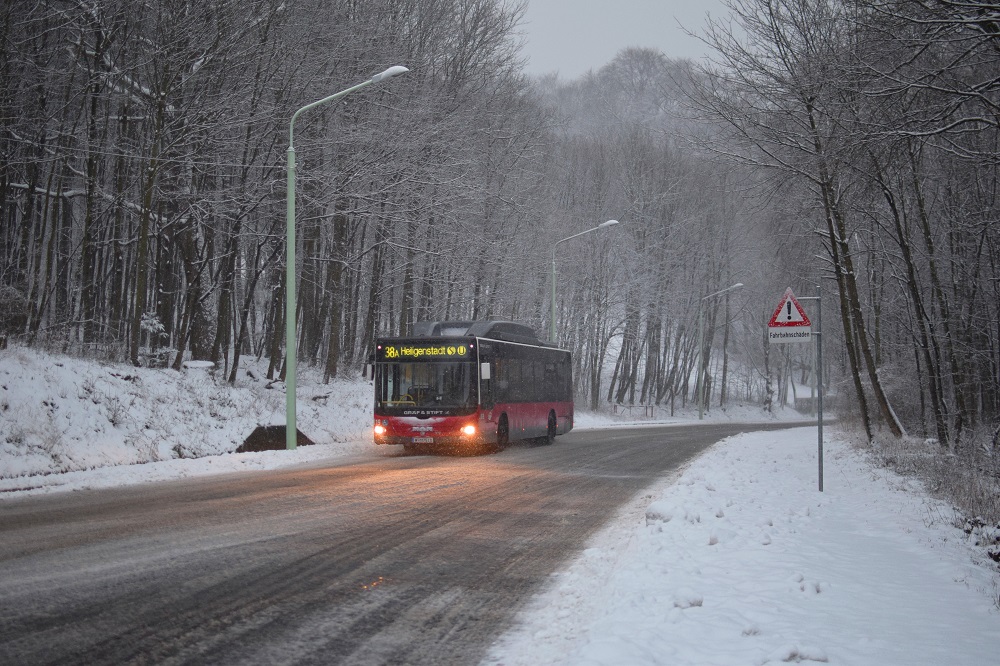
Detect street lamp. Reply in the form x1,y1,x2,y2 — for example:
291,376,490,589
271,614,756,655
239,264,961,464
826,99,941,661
550,219,621,343
285,65,408,450
696,282,743,420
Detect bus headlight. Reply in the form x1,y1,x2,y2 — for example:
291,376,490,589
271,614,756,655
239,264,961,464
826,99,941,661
374,424,387,436
460,424,476,436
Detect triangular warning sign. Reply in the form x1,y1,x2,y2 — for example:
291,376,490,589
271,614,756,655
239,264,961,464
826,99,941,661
768,288,811,327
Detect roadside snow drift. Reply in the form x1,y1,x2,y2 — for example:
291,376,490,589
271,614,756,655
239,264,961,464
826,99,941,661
485,429,1000,666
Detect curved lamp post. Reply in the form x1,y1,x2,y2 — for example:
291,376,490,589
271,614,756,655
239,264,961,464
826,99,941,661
286,65,408,450
550,219,620,343
696,282,743,420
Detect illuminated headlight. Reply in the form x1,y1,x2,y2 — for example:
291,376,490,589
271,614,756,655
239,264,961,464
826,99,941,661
460,424,476,436
373,424,387,436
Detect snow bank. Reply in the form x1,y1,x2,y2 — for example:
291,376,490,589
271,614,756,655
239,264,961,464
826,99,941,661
485,429,1000,665
0,345,373,489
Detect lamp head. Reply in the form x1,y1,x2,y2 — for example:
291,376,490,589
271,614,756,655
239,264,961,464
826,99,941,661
599,219,620,228
372,65,409,83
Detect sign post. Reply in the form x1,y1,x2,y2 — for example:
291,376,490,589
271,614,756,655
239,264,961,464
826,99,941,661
768,287,824,491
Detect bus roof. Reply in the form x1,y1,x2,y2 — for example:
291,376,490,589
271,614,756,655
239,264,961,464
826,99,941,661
410,320,548,346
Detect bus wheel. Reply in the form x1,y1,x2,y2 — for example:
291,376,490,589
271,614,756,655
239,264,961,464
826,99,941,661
543,412,557,445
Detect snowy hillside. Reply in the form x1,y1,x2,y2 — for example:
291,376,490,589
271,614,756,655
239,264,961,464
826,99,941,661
0,345,373,485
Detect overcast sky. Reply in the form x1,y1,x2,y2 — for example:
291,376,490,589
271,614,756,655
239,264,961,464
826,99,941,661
519,0,728,79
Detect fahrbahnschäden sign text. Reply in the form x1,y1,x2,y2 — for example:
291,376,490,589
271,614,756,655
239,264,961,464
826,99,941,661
768,328,811,343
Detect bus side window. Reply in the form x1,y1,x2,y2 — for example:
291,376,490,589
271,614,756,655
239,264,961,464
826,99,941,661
544,362,556,400
560,356,572,400
529,360,541,402
495,360,508,402
506,360,520,401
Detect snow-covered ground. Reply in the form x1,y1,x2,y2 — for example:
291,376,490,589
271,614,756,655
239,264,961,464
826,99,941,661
0,345,374,491
485,427,1000,665
2,345,998,664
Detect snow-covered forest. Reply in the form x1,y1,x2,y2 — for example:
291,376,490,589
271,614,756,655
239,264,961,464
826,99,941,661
1,1,998,511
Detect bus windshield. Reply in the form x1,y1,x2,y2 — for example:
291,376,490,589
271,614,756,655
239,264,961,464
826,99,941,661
375,361,477,413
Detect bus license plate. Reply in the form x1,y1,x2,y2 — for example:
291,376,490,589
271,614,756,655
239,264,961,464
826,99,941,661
412,437,434,444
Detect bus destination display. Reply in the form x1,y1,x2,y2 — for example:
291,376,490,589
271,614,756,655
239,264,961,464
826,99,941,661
378,342,471,360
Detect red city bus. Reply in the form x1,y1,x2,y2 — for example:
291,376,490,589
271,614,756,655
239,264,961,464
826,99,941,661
372,321,573,453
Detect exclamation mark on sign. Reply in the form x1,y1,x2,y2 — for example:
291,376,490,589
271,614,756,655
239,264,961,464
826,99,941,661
787,301,792,321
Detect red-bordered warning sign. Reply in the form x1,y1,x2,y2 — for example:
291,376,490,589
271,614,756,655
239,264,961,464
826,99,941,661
768,288,811,327
768,288,811,343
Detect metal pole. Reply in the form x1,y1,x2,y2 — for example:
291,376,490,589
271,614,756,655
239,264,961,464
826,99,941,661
816,284,824,491
696,307,705,419
549,220,620,344
797,289,824,491
285,66,408,451
551,246,557,343
697,283,743,419
286,145,297,450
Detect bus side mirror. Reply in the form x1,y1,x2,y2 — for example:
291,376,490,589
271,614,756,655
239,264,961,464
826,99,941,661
364,364,373,380
480,363,491,380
